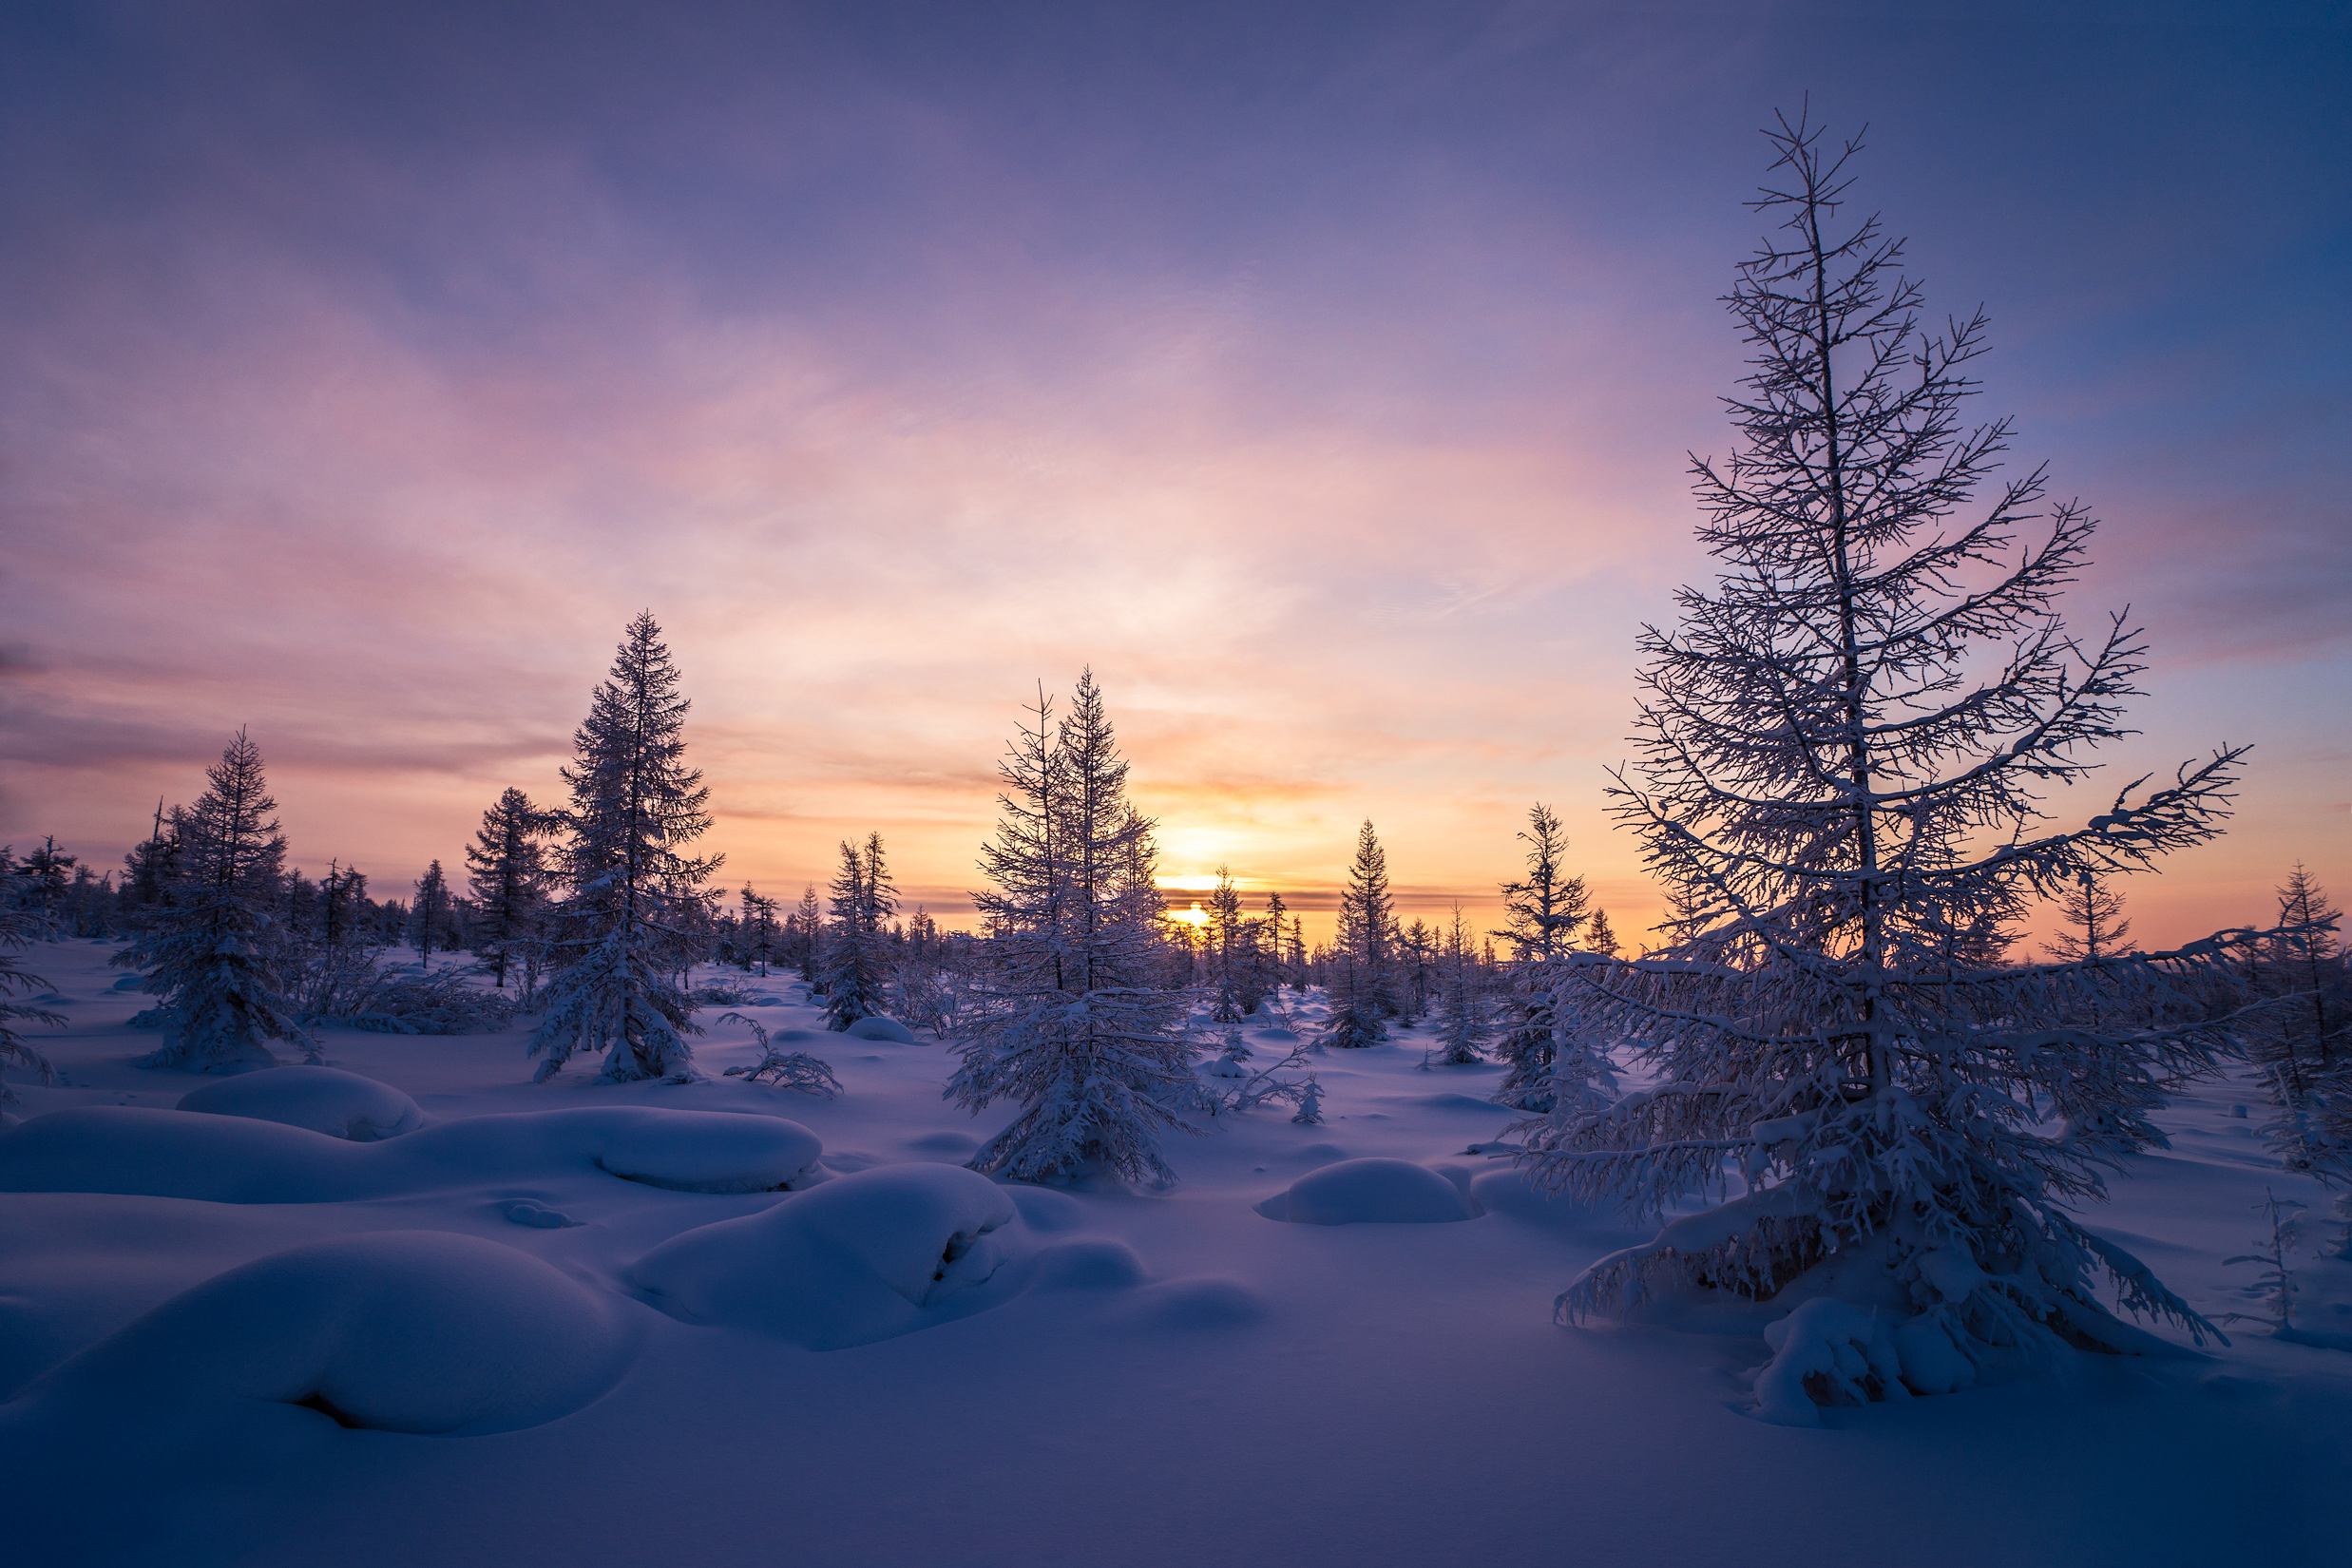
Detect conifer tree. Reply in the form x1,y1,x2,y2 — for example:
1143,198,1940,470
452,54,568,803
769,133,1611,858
948,672,1195,1184
2041,870,2132,965
1584,908,1620,958
409,859,451,968
1204,867,1252,1023
789,883,821,980
1429,905,1490,1066
530,612,719,1083
0,894,62,1104
1491,805,1591,1109
113,730,317,1069
820,838,891,1030
1259,890,1291,995
1318,821,1398,1049
2256,865,2350,1180
466,787,550,991
739,886,780,976
1522,113,2261,1387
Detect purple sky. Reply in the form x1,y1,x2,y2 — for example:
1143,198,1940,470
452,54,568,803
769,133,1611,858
3,1,2345,946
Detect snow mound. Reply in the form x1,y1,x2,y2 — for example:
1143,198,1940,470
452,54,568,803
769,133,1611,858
845,1016,917,1042
630,1162,1019,1348
1029,1238,1148,1291
1255,1157,1482,1225
13,1231,627,1435
177,1064,423,1141
1124,1276,1266,1329
0,1105,822,1201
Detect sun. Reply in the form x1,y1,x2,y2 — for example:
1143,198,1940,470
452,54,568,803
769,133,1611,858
1170,902,1209,930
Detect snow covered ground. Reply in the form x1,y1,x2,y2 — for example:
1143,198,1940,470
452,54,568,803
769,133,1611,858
3,938,2342,1566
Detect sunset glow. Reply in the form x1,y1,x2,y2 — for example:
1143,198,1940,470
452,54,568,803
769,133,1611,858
1,5,2342,951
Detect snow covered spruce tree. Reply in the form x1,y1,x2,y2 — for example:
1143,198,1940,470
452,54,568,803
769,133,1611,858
113,729,318,1069
1428,906,1491,1067
1520,113,2266,1405
0,881,63,1104
1490,804,1592,1109
466,786,550,993
529,612,720,1083
2255,866,2350,1182
1319,820,1399,1048
408,859,451,967
819,835,894,1031
947,672,1196,1185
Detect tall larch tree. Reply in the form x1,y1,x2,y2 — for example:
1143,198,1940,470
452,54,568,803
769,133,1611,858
1519,113,2266,1410
530,612,720,1083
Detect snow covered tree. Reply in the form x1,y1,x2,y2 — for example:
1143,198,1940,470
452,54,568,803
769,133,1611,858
788,883,821,979
408,859,451,968
820,838,891,1030
1584,908,1620,958
112,729,317,1070
466,787,550,992
21,837,74,924
1258,890,1291,996
1491,805,1592,1110
530,612,720,1083
1203,867,1256,1023
1318,820,1398,1049
948,672,1197,1185
1428,906,1490,1066
1520,113,2264,1393
0,893,62,1105
2041,869,2132,965
2254,866,2350,1181
739,886,781,975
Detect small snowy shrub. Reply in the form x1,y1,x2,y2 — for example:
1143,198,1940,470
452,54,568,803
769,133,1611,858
717,1012,841,1097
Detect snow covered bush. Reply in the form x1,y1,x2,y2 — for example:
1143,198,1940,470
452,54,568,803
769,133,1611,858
1517,112,2268,1408
947,674,1197,1185
717,1011,842,1097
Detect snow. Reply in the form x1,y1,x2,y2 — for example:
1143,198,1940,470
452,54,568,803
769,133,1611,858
0,941,2342,1564
177,1063,424,1141
630,1163,1022,1348
843,1015,917,1042
1254,1156,1482,1224
14,1230,629,1436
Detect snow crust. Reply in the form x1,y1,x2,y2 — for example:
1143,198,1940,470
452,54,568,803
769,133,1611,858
176,1064,423,1140
844,1015,917,1042
1255,1156,1482,1224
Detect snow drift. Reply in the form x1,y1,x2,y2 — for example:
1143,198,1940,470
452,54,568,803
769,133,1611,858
177,1064,423,1141
0,1104,823,1201
631,1162,1018,1348
1255,1157,1482,1225
9,1231,629,1435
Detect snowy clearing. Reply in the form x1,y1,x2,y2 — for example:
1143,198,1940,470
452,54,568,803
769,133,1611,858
2,940,2342,1566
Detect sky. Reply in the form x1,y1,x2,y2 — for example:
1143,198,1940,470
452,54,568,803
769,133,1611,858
2,0,2346,948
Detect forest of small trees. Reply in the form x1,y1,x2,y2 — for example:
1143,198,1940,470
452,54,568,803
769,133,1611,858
2,109,2344,1413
